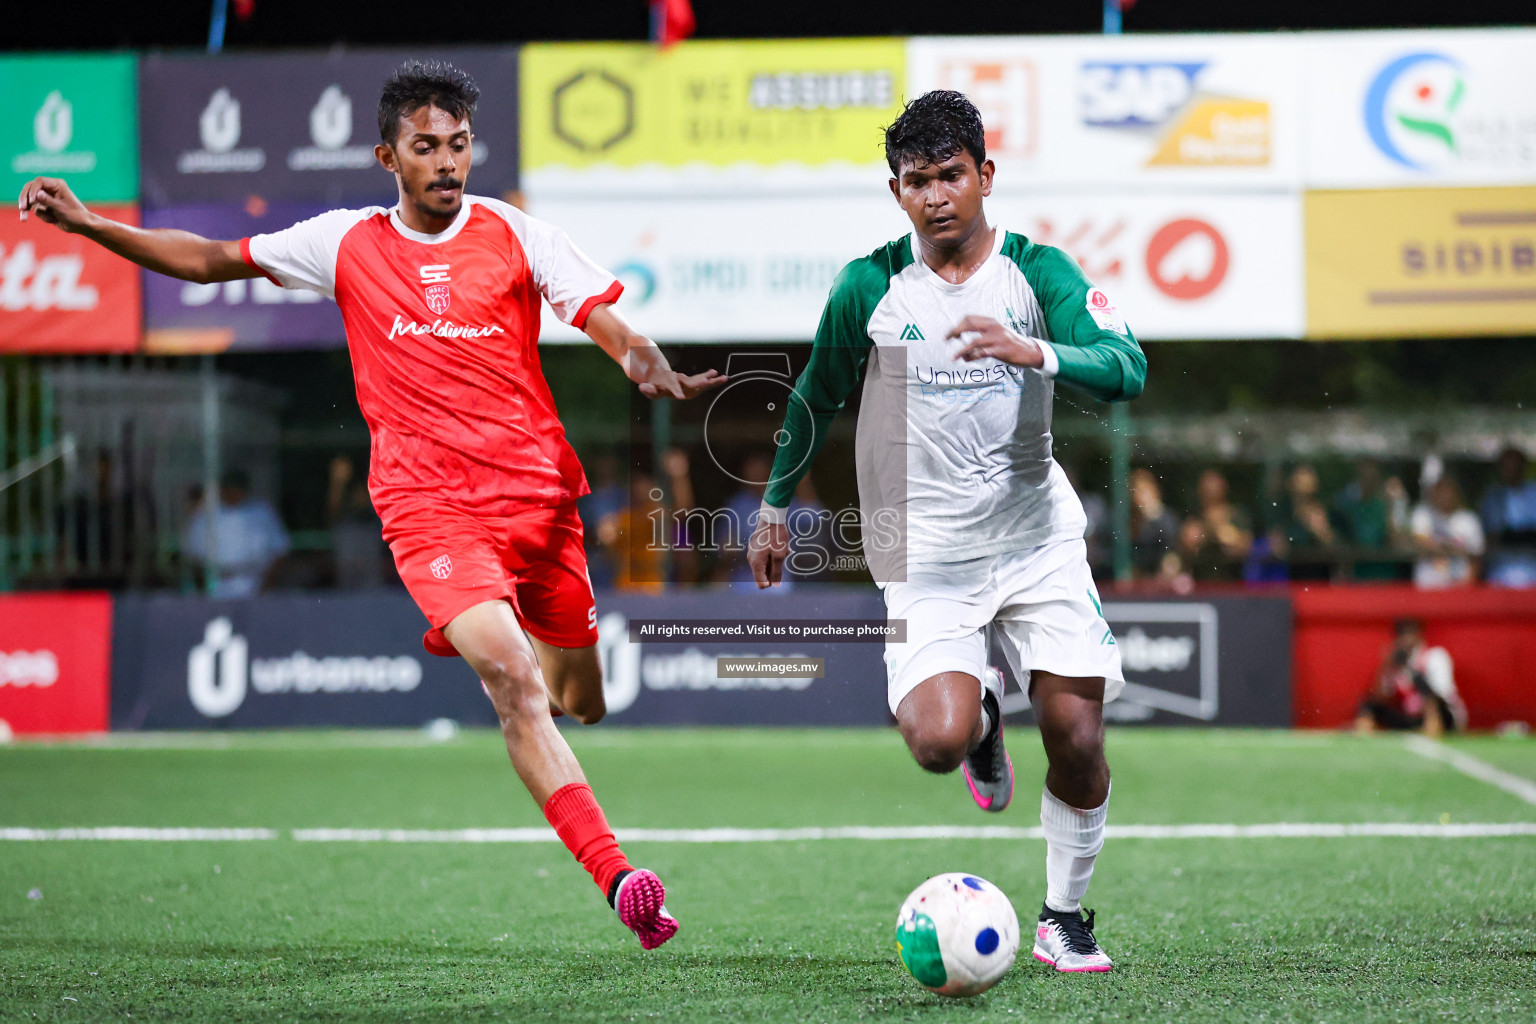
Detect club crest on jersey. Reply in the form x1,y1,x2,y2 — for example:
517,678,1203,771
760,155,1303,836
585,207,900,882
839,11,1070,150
420,264,451,315
429,554,453,579
424,283,450,315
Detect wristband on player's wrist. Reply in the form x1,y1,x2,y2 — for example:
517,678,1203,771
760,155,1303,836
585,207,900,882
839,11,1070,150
757,502,788,526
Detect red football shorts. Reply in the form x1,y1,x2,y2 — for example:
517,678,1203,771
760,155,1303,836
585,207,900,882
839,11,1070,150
383,501,598,657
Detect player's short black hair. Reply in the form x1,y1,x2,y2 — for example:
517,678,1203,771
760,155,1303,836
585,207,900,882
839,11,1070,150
378,60,480,146
883,90,987,177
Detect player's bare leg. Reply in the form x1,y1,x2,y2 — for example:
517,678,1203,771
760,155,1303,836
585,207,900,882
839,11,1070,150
529,637,606,725
1030,671,1112,972
895,671,985,775
444,600,677,949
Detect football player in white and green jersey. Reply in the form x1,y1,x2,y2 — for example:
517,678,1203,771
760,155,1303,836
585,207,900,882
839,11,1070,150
748,91,1146,973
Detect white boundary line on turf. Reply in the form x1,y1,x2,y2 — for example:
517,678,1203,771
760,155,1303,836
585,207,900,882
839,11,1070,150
9,823,1536,842
1403,735,1536,806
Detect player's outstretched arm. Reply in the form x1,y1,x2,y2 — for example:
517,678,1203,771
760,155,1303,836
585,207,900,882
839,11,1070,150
18,177,258,284
582,303,726,400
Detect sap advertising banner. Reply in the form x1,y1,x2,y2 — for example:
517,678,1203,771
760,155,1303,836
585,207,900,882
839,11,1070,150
908,35,1301,192
111,594,499,730
536,193,1302,342
142,203,346,352
1303,29,1536,189
138,48,518,206
0,205,142,353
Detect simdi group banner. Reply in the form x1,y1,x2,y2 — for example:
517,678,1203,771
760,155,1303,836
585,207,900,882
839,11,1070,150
1,53,138,203
535,192,1302,342
1306,186,1536,338
907,34,1301,193
0,205,142,353
138,47,519,207
1301,29,1536,190
141,202,346,353
520,39,907,198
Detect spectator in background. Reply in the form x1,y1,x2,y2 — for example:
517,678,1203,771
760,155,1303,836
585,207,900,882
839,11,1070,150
577,451,625,589
1181,468,1253,581
1268,464,1340,581
1128,468,1180,580
597,449,697,592
1333,459,1410,581
1061,461,1110,573
1355,618,1467,736
326,455,390,589
712,453,831,588
182,469,290,598
1480,446,1536,588
1410,475,1484,588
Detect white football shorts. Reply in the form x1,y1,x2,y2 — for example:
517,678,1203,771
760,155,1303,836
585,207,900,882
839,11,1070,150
881,538,1125,715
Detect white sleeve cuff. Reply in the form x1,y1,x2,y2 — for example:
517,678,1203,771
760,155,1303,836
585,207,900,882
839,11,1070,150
757,501,788,526
1036,339,1060,378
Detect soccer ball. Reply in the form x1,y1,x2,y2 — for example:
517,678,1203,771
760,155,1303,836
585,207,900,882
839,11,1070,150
895,873,1020,997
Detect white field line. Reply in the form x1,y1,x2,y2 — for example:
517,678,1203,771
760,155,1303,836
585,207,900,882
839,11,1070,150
4,823,1535,842
1404,735,1536,806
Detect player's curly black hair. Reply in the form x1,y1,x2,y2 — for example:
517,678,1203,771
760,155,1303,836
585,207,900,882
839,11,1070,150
377,60,481,146
882,90,987,176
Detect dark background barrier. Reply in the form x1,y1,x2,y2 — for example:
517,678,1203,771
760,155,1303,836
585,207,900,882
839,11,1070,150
109,588,1294,730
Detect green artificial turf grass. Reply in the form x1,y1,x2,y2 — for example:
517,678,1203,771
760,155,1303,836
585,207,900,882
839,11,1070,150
1,728,1533,1022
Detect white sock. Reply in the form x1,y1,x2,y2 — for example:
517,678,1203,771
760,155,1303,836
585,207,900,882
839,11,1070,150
1041,783,1109,914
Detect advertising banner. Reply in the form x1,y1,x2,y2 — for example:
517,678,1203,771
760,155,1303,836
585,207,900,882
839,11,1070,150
999,596,1292,726
0,205,142,353
142,202,346,352
0,593,112,735
907,35,1301,192
535,192,1302,342
1305,186,1536,338
1302,29,1536,189
1,54,138,203
520,39,906,198
138,47,519,207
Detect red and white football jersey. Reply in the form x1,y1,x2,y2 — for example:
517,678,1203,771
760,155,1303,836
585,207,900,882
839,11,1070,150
242,195,621,517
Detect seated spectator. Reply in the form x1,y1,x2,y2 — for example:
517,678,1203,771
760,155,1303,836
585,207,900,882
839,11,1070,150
1182,468,1252,581
182,469,290,598
1354,618,1467,736
1268,464,1340,581
1410,475,1484,588
577,451,625,589
1333,459,1410,581
597,449,697,592
1128,468,1179,580
710,453,829,588
1480,446,1536,588
326,455,390,589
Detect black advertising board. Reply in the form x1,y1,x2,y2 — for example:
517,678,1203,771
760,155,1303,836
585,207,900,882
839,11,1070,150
109,591,1291,730
138,47,518,207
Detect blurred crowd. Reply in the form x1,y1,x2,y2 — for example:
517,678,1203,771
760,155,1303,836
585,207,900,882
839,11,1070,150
87,443,1536,597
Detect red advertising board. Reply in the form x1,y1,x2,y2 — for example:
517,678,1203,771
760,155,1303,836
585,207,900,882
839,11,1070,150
0,205,141,352
0,592,112,734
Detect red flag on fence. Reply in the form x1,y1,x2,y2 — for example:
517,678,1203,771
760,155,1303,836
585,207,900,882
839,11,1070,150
650,0,695,48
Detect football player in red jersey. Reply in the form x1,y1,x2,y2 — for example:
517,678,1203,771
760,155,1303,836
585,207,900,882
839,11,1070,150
19,61,722,950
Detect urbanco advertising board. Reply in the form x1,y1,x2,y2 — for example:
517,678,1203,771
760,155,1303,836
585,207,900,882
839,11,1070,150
534,192,1302,342
907,34,1301,192
1302,28,1536,189
1,53,138,203
138,47,519,207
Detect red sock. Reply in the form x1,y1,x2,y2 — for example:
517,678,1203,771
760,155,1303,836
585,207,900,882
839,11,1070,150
542,782,632,898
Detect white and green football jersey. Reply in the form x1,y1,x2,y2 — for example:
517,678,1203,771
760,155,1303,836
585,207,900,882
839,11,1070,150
763,227,1146,583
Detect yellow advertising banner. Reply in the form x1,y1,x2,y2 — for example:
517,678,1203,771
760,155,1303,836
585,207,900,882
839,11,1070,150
521,39,905,184
1306,187,1536,338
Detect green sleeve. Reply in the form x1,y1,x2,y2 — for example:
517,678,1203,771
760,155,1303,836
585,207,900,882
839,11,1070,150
1017,240,1147,403
761,257,885,509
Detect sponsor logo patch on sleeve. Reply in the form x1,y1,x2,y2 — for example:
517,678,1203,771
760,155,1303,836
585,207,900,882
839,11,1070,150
1085,288,1129,334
